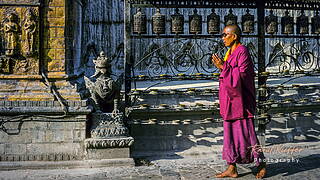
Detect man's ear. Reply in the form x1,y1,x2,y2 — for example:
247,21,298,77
233,34,238,41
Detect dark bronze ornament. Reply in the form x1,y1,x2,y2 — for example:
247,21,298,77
242,9,254,33
265,10,278,34
171,8,184,34
207,8,220,34
297,10,309,34
133,8,147,34
311,11,320,34
224,9,237,26
189,9,202,34
281,10,294,34
152,8,166,34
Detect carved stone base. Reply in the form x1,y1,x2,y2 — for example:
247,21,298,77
85,112,134,160
85,147,131,160
85,137,134,149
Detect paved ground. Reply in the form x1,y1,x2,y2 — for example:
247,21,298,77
0,142,319,180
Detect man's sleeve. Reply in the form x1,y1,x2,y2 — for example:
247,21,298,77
238,48,253,73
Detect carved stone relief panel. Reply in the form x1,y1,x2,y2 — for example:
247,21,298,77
0,5,40,75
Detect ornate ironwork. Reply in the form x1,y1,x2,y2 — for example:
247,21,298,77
297,10,309,34
281,10,294,34
152,8,166,34
189,9,202,34
224,9,237,26
133,8,147,34
265,10,278,34
266,39,320,73
242,9,254,34
133,39,257,77
207,8,220,34
171,8,184,34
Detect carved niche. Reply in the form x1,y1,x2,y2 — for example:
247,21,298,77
0,5,40,75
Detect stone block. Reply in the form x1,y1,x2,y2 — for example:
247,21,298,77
48,60,65,72
56,27,65,37
48,0,65,7
0,144,4,154
31,129,46,143
52,130,64,142
5,144,27,155
55,49,65,59
86,148,130,160
0,132,9,143
63,130,74,142
48,38,65,49
55,7,65,18
48,17,65,26
26,143,83,155
73,129,86,142
7,130,32,144
47,121,64,130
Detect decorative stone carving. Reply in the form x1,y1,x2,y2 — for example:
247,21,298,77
23,8,37,56
85,113,134,149
90,113,128,138
0,56,11,73
0,7,39,75
84,51,122,113
3,12,19,56
84,52,133,152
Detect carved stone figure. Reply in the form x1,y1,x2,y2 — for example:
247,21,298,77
85,51,122,113
4,13,19,56
0,56,10,73
23,9,37,56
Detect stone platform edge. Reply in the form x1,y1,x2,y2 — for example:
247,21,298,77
0,158,135,170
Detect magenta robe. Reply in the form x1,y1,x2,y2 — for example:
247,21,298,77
219,45,264,165
219,45,256,121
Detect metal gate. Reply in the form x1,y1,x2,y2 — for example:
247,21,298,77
124,0,320,145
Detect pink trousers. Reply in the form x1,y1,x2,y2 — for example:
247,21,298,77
222,118,265,166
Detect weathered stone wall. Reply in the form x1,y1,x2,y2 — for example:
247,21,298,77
0,115,87,161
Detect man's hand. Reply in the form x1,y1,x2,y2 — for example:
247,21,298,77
211,53,224,70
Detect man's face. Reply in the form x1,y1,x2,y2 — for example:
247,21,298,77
221,27,236,47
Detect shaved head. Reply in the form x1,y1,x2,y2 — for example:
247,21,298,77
224,24,242,41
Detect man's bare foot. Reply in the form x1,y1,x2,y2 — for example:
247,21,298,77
215,164,238,178
256,162,266,179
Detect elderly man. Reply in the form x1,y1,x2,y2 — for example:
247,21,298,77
212,24,266,179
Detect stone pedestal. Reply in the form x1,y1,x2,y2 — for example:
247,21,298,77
85,113,134,159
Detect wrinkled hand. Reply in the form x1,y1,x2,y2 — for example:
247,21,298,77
211,53,224,70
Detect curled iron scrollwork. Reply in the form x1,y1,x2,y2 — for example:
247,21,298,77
267,39,320,73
